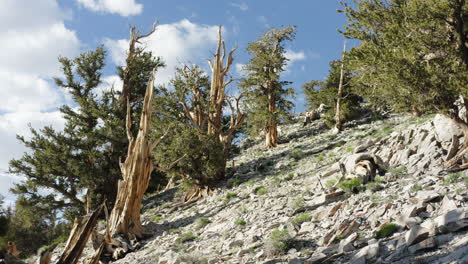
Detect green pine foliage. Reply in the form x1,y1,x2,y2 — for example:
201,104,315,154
340,0,468,118
152,66,226,188
303,60,362,127
9,46,162,220
240,26,296,138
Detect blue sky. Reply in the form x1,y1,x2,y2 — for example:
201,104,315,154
0,0,352,206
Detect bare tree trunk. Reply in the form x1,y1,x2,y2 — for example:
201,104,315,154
108,71,162,239
334,41,347,133
207,26,237,139
266,93,278,148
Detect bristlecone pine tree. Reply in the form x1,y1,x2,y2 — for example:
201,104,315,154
340,0,468,168
152,26,245,202
241,26,296,148
302,59,362,129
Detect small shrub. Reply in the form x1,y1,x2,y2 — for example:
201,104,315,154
325,178,337,189
389,167,407,178
345,145,354,153
317,155,325,162
151,216,162,222
292,213,311,225
176,232,197,244
245,178,256,185
410,184,422,192
293,197,304,209
195,217,211,229
443,172,466,185
235,219,247,226
232,178,241,186
288,161,298,167
285,173,294,181
366,182,382,193
374,176,384,183
376,223,398,238
254,186,267,195
265,229,293,256
289,149,305,161
225,192,237,200
338,178,363,193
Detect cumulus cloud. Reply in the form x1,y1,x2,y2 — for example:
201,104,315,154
105,19,219,85
235,63,247,76
284,49,306,72
0,0,79,201
77,0,143,16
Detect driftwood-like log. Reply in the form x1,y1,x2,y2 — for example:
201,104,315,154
55,206,103,264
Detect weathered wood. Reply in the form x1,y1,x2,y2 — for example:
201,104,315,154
334,41,347,133
108,70,160,239
56,206,103,264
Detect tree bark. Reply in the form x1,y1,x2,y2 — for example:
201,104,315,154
334,41,347,132
108,71,162,239
56,206,102,264
266,92,278,148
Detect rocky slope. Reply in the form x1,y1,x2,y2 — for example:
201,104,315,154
47,113,468,264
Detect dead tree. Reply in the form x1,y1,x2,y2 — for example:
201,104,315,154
108,70,163,239
207,26,237,139
334,41,347,133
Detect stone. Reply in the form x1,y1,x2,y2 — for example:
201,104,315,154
228,240,243,249
339,232,357,253
434,233,453,245
439,196,458,214
415,191,440,203
435,209,468,233
405,225,430,246
408,237,436,253
305,253,327,264
299,222,315,235
433,114,463,143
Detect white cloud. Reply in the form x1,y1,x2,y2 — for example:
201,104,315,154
77,0,143,16
0,0,79,202
98,75,123,94
105,19,219,85
229,2,249,11
284,49,306,72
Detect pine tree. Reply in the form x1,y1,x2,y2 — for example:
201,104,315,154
9,43,162,221
340,0,468,167
241,26,296,148
302,60,362,128
152,28,244,201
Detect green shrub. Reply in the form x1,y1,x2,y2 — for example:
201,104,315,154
292,213,311,225
289,150,305,161
232,178,241,186
195,217,211,229
288,161,298,167
317,155,325,162
285,173,294,181
151,216,162,222
265,229,293,256
443,172,466,185
410,184,422,192
292,197,304,209
235,219,247,226
338,178,363,193
325,178,337,189
176,232,197,244
254,186,267,195
376,223,398,238
225,192,237,200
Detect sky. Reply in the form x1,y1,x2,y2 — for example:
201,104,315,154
0,0,352,207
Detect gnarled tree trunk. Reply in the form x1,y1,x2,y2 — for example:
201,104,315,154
108,71,161,239
265,93,278,148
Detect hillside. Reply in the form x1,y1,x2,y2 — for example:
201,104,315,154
39,113,467,264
